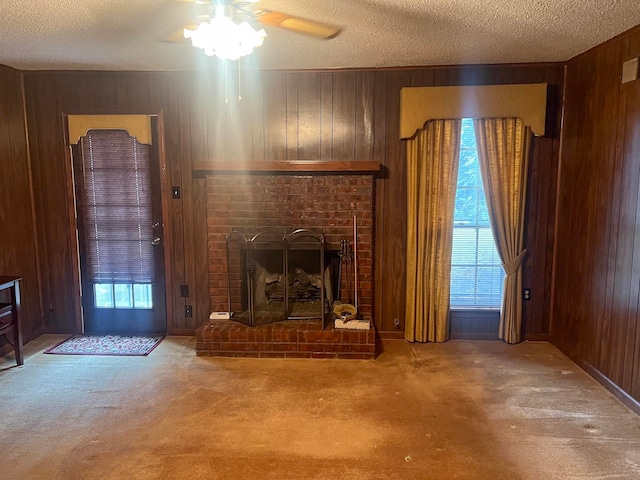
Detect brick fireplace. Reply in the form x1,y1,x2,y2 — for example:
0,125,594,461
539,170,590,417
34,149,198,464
195,162,378,358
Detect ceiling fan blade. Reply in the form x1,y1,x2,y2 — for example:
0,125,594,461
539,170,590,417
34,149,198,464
256,10,341,39
162,23,201,43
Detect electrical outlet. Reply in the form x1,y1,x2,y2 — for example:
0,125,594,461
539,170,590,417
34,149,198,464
185,305,193,317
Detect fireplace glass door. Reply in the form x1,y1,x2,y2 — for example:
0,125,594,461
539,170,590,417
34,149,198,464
225,229,328,328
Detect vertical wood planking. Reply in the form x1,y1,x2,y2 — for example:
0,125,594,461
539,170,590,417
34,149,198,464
516,66,545,337
286,73,299,160
186,73,208,167
372,71,389,332
235,67,257,162
0,66,40,342
539,65,563,337
554,25,640,405
22,75,53,330
332,71,357,161
355,71,375,162
217,67,255,162
249,69,265,162
115,73,152,111
320,73,334,161
410,68,435,87
263,71,287,161
162,74,186,331
183,73,206,326
297,72,322,160
621,74,640,393
29,74,78,332
179,74,198,330
193,177,210,328
628,31,640,401
379,70,411,331
371,72,388,165
595,41,628,381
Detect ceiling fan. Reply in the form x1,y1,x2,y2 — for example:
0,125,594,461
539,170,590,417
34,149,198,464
168,0,342,60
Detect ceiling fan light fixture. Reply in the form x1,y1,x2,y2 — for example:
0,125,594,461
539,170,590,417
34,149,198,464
184,5,266,61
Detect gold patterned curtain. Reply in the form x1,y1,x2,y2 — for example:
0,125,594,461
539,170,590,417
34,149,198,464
473,118,532,344
405,119,461,343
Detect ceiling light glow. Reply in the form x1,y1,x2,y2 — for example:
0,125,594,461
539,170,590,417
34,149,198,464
184,6,266,61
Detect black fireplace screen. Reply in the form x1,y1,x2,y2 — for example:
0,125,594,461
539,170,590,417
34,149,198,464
225,229,332,328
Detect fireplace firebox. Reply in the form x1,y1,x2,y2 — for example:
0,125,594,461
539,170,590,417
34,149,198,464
226,229,336,328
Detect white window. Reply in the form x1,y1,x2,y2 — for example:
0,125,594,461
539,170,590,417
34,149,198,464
450,119,504,308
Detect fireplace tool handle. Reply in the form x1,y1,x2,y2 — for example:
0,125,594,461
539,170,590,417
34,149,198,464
336,240,345,302
353,215,358,311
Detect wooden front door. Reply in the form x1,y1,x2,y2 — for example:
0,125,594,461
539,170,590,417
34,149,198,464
72,118,166,335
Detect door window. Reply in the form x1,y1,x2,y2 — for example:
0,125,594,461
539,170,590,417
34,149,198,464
94,283,153,309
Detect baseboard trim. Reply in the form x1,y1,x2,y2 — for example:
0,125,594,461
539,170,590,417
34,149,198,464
450,332,499,341
30,326,65,339
523,333,551,342
568,354,640,416
169,328,196,336
376,331,405,340
0,343,13,357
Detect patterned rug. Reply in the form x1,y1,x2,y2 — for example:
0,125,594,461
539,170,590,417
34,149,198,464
44,335,164,356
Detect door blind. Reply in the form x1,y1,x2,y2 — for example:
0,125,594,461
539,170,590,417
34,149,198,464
78,129,155,283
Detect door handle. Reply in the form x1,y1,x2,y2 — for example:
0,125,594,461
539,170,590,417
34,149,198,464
151,237,162,246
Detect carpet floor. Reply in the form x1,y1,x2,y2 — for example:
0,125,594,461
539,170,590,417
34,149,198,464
1,335,639,479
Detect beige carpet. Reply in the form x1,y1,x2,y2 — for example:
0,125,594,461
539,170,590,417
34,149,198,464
1,335,639,480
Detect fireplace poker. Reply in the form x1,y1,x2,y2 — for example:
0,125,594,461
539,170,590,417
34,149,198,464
336,239,345,303
353,215,358,311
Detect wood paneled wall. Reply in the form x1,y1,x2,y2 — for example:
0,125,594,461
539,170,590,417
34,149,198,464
0,65,42,343
18,63,562,337
553,25,640,408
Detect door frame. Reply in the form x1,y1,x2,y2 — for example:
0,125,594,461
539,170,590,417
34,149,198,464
62,110,174,334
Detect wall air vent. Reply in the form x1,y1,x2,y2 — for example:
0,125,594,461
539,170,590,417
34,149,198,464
622,57,638,84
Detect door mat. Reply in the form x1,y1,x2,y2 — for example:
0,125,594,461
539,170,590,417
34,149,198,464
44,335,164,356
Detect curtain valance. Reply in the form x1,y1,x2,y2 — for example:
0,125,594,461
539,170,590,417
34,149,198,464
400,83,547,139
67,115,152,145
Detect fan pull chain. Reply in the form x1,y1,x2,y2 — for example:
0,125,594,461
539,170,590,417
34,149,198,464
238,59,242,102
224,61,229,104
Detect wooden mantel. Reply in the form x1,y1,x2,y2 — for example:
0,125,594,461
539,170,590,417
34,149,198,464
193,161,381,174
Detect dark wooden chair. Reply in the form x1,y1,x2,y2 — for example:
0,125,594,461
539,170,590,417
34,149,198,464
0,276,23,366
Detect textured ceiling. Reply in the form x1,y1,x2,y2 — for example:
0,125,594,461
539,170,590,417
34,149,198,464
2,0,640,71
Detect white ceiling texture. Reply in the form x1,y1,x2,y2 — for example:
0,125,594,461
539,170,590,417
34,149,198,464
2,0,640,71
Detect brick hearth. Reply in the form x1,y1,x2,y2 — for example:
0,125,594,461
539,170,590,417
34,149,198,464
196,319,376,359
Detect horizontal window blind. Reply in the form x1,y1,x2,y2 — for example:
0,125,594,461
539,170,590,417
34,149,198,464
79,130,154,284
450,119,504,308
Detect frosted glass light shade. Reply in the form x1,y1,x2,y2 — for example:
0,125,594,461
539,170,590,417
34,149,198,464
184,11,266,61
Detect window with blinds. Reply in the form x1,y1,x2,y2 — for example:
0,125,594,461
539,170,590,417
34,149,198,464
78,129,155,309
450,119,504,308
